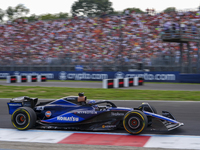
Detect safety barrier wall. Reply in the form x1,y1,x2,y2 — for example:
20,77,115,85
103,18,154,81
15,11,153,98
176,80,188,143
17,75,27,83
102,77,144,89
1,71,200,83
6,76,17,83
7,75,46,83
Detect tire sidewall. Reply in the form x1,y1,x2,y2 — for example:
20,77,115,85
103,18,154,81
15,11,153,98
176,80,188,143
11,107,36,130
123,110,147,134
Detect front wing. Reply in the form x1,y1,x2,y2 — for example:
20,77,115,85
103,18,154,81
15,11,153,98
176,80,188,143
143,111,184,131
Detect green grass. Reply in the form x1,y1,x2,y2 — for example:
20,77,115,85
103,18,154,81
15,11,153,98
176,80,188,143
0,85,200,101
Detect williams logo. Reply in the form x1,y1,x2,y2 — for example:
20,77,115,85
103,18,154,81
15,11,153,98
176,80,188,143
8,103,22,106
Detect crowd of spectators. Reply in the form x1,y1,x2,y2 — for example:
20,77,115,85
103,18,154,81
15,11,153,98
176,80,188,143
1,9,200,69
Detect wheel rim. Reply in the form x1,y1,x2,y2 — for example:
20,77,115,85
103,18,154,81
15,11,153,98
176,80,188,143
128,117,140,129
16,114,27,125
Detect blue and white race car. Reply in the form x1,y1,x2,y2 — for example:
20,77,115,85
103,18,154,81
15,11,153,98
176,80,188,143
7,93,184,134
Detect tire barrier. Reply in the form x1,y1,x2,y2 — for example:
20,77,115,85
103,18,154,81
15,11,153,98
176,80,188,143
17,75,27,83
7,75,46,83
102,79,114,88
124,77,135,87
38,75,47,82
7,76,17,83
28,75,37,82
114,78,124,88
139,77,144,85
103,77,144,89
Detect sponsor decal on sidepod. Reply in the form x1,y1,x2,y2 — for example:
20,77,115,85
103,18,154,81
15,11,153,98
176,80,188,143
57,116,79,122
8,104,22,106
111,112,125,116
45,111,52,118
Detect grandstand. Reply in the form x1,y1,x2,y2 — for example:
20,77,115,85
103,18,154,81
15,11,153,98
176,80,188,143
0,8,200,73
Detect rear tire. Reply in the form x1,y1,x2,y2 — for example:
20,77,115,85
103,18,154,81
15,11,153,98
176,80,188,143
11,107,36,130
123,110,148,134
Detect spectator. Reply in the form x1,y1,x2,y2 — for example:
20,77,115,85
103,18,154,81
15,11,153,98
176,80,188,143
0,8,199,67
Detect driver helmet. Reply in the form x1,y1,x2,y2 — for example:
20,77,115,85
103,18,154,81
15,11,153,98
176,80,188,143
88,100,96,104
88,100,97,108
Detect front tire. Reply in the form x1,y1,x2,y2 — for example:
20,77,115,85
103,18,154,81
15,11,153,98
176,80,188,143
11,107,36,130
123,110,148,134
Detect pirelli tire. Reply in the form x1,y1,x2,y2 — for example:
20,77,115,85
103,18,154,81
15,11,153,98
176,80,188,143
11,107,37,130
123,110,148,134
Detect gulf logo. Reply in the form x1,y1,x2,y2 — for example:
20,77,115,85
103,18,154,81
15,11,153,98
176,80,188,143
45,111,52,118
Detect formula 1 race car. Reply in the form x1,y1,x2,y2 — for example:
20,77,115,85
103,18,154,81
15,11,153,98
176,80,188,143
7,94,184,134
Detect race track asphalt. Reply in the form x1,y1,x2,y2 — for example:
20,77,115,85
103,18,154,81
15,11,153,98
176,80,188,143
0,81,200,136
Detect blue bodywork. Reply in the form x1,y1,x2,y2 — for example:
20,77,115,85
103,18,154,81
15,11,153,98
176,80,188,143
7,103,23,114
38,98,133,124
7,96,184,132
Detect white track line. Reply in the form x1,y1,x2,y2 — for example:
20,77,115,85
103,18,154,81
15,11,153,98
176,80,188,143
1,128,200,149
144,135,200,149
0,128,72,143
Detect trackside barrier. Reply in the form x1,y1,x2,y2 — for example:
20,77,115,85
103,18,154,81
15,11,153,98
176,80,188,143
124,77,134,87
139,77,144,85
129,78,134,86
103,77,144,89
102,79,114,88
7,76,17,83
37,75,47,82
134,77,138,86
7,75,46,83
17,75,27,83
114,78,124,88
124,78,129,87
28,75,37,82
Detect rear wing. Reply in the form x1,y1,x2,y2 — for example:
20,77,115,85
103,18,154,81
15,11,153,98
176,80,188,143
7,102,23,114
7,96,38,114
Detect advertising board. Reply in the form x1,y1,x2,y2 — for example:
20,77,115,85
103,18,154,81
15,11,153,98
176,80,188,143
0,71,197,83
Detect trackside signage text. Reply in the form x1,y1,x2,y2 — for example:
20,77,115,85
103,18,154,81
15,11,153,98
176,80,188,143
114,71,179,82
59,71,108,80
0,71,180,82
125,73,176,81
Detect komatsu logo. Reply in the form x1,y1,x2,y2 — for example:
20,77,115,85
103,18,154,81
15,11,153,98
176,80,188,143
57,116,79,122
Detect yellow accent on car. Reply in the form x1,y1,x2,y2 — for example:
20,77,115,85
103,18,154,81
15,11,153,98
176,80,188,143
123,111,145,134
11,109,30,130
